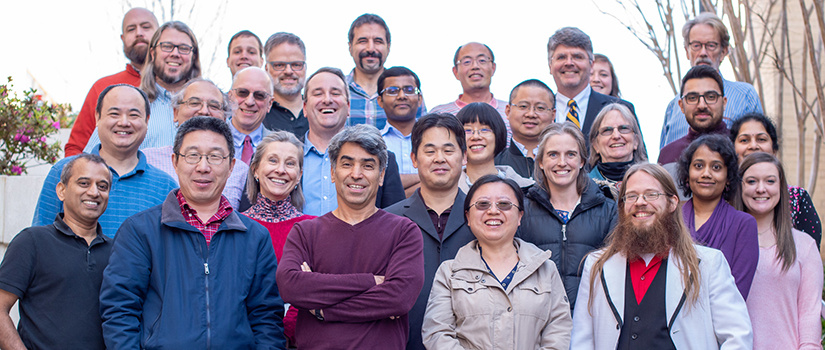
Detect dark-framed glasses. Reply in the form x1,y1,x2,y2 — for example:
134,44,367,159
687,41,720,52
622,192,664,203
599,124,634,137
512,103,551,114
381,85,420,96
177,152,229,165
681,91,722,105
156,42,194,54
268,61,305,71
180,97,222,112
233,88,270,102
471,200,520,211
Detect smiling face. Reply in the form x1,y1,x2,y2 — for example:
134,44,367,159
121,8,157,65
151,28,195,86
227,35,263,76
734,120,774,160
304,72,350,135
349,23,390,75
465,182,523,246
56,158,111,228
452,43,496,93
96,86,149,156
464,121,497,165
173,130,235,208
678,77,727,133
378,75,421,122
230,68,273,134
590,60,613,96
593,110,637,163
332,142,385,211
549,44,592,97
412,127,465,192
741,161,781,217
266,43,306,96
622,171,678,229
173,81,226,124
254,141,302,202
539,133,584,191
688,145,728,202
506,86,555,145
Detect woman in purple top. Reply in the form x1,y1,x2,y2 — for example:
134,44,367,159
676,134,758,299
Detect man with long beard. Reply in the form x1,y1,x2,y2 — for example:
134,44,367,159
65,8,158,156
571,163,752,349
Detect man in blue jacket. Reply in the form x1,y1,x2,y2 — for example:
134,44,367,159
100,116,285,349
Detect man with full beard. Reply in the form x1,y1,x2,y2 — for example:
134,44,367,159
571,163,752,349
65,8,158,156
261,32,309,140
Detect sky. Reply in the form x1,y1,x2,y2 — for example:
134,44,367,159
1,0,694,160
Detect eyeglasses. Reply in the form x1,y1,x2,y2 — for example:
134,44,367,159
681,91,722,105
687,41,720,52
381,86,420,96
622,192,664,203
233,88,271,102
511,103,552,114
599,124,634,137
456,56,492,67
156,42,194,55
177,152,229,165
268,61,305,71
470,200,520,211
464,128,493,136
180,97,222,112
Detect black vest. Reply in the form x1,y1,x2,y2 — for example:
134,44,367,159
616,260,677,350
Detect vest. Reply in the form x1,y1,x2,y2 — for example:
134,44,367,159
616,260,677,350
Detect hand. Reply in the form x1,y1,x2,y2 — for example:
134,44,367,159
301,262,312,272
374,275,385,285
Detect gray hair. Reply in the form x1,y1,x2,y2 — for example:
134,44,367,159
328,124,388,172
683,12,730,49
547,27,594,61
171,78,233,120
587,103,648,167
246,131,305,210
264,32,306,57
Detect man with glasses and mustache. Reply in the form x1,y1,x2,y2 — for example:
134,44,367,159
262,32,310,140
228,67,274,165
65,8,158,156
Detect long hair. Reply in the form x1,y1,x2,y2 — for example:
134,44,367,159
593,54,621,98
733,152,795,271
246,131,305,210
533,122,589,196
588,163,701,312
587,103,647,168
141,21,202,102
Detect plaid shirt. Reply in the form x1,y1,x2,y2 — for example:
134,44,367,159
176,190,234,245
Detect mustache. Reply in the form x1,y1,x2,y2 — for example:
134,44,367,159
359,51,382,60
131,39,150,47
695,57,714,65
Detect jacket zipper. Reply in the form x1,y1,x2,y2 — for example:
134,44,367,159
196,237,212,350
561,224,567,278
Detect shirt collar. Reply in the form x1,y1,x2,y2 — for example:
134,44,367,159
556,85,591,107
53,213,107,243
510,139,536,158
175,189,234,222
228,119,265,148
90,144,148,177
346,69,378,99
303,131,325,156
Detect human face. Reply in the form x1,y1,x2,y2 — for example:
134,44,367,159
590,60,613,96
464,121,496,165
412,127,465,192
173,81,225,124
734,120,774,160
254,141,302,202
96,86,148,155
741,162,781,217
594,110,637,163
688,145,728,202
56,159,111,228
173,130,235,208
304,72,350,134
686,23,729,69
505,86,555,144
348,23,390,75
539,134,584,190
466,182,523,246
332,142,385,211
265,43,306,96
121,8,157,65
622,171,678,229
230,68,273,134
227,36,263,76
549,44,592,96
378,75,421,122
678,78,726,133
452,43,496,93
151,28,195,86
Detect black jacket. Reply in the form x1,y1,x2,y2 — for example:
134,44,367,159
495,144,535,179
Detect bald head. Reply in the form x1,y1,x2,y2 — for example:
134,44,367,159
230,67,273,134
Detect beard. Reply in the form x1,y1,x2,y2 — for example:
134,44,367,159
273,74,304,96
124,40,150,65
153,59,190,86
358,51,384,74
611,210,679,259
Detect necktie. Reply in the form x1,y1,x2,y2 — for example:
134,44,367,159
242,135,253,164
566,99,581,128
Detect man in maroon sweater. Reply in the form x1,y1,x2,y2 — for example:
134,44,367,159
276,124,424,349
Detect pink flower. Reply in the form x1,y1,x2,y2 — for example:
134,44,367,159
39,136,46,143
11,166,22,175
20,135,29,144
52,121,60,129
13,133,22,141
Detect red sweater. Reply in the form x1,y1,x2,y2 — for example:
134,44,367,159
65,64,141,156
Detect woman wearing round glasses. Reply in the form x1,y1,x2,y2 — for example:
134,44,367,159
518,122,618,309
456,102,533,194
587,103,647,200
422,175,572,349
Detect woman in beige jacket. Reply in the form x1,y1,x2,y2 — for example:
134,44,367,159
422,175,572,350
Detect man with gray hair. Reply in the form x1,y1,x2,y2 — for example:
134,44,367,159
228,67,274,165
262,32,309,139
277,124,424,349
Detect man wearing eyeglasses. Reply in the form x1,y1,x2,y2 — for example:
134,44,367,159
378,66,424,197
495,79,556,179
657,65,728,165
262,32,310,140
101,116,285,349
228,67,274,165
660,13,762,149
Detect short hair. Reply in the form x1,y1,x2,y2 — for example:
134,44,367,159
680,65,725,96
729,112,779,153
411,113,467,155
547,27,594,61
508,79,554,105
348,13,391,45
60,153,112,185
304,67,349,101
683,12,731,49
328,124,388,172
377,66,421,95
587,103,648,167
172,116,235,160
170,78,233,120
95,83,151,119
452,43,495,67
455,102,507,156
534,122,589,195
264,32,306,57
593,53,621,98
464,174,525,213
246,131,305,210
141,21,202,102
677,134,740,201
227,30,262,56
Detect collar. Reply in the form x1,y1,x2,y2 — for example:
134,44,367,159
346,69,379,99
380,123,412,138
303,131,326,156
90,144,148,178
161,190,246,232
510,139,537,158
228,119,266,148
54,213,107,245
245,193,302,222
555,85,591,108
126,63,140,77
154,82,172,100
176,189,234,222
451,239,553,276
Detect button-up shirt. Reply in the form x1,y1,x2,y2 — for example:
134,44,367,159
554,85,592,127
301,134,336,216
345,69,426,130
228,119,268,160
176,190,233,245
381,124,416,174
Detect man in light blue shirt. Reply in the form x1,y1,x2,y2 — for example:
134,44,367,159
378,66,423,197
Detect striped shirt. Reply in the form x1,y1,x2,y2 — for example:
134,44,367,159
381,125,416,174
345,69,426,130
660,77,762,148
32,146,178,238
429,95,512,146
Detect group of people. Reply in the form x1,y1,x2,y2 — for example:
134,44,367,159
0,7,821,350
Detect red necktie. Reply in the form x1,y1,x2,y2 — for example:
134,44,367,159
242,135,253,164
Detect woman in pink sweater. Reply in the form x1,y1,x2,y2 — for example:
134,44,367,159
734,152,823,350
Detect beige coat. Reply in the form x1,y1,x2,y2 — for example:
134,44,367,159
422,239,572,350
